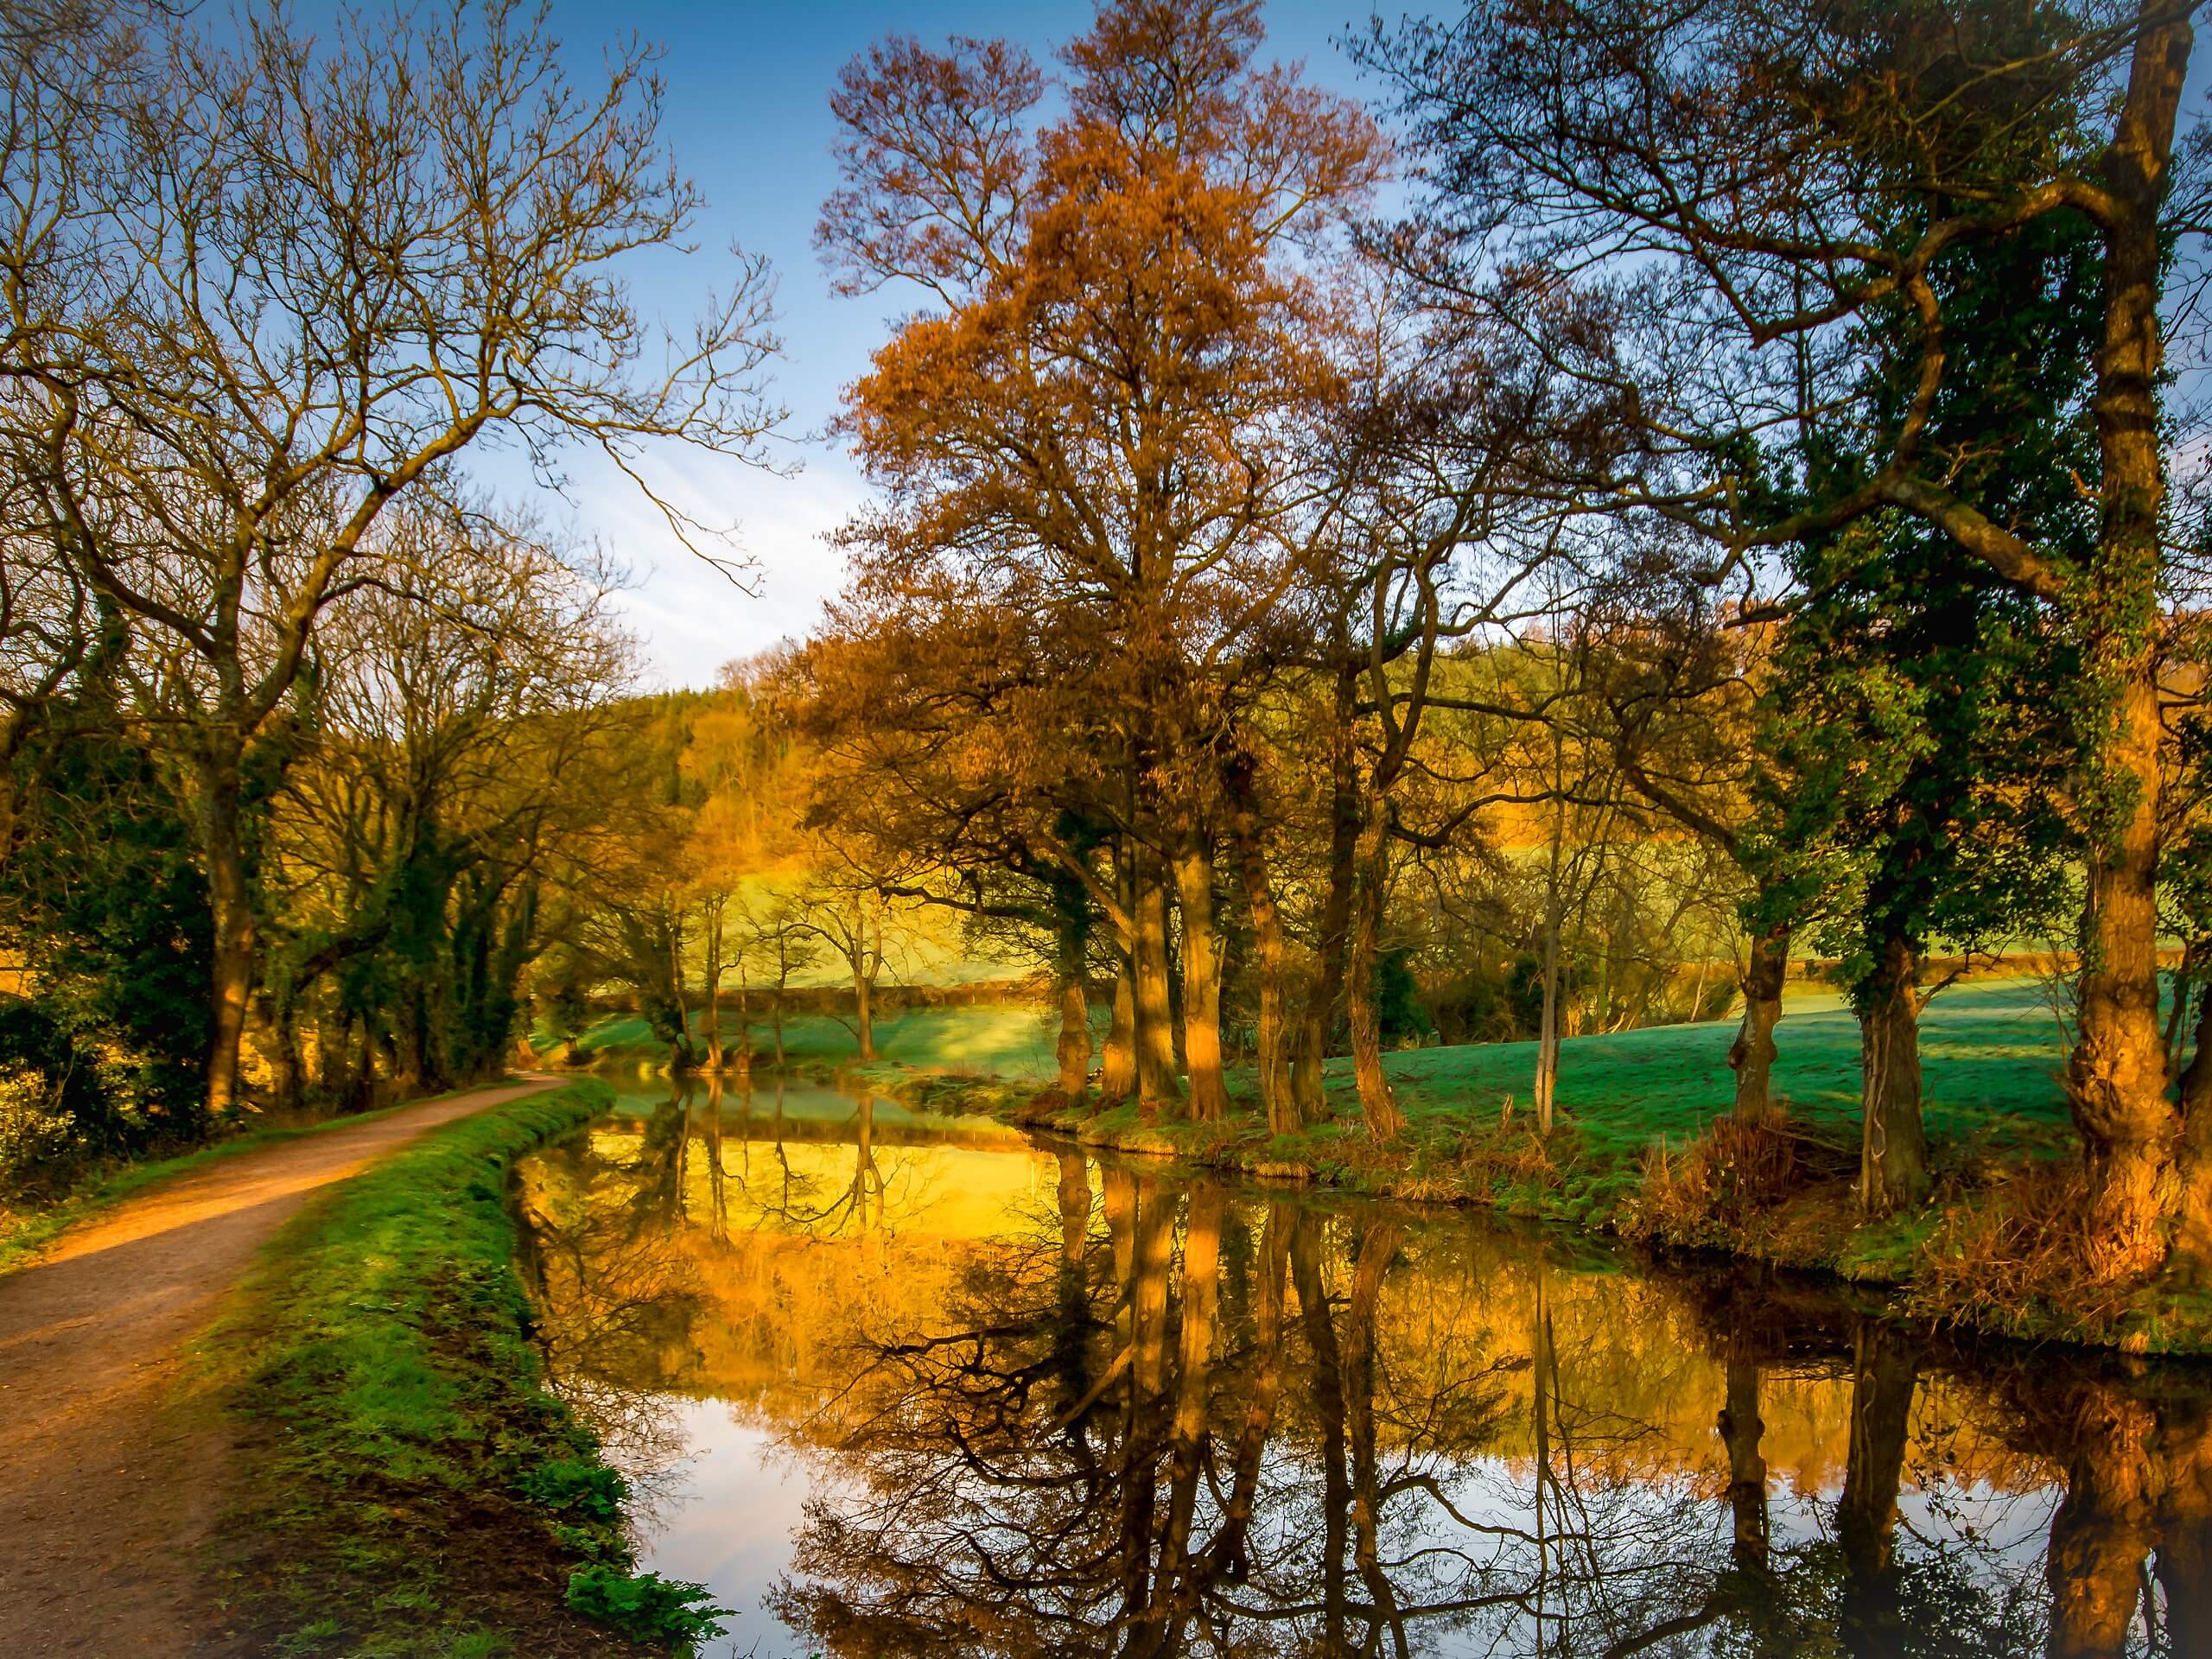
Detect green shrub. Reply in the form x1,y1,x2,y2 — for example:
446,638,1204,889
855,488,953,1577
563,1565,729,1651
0,1064,92,1188
518,1458,626,1520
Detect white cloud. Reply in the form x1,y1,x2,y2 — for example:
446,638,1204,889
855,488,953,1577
571,443,868,690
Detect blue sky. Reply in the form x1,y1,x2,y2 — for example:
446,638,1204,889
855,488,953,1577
513,1,1389,687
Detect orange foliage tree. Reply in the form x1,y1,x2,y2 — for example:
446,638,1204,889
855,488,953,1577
813,0,1385,1122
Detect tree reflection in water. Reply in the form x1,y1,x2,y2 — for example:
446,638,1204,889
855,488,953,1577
515,1091,2212,1657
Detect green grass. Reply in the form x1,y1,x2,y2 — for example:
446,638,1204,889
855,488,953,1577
0,1084,515,1281
829,976,2070,1179
1370,975,2072,1155
205,1079,719,1657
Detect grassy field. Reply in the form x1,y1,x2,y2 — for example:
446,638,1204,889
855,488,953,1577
569,975,2073,1151
563,1001,1073,1078
1369,975,2072,1154
204,1080,724,1658
1048,974,2078,1210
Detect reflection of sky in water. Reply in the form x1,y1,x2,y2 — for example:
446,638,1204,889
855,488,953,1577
616,1402,2064,1659
519,1095,2202,1658
616,1405,817,1659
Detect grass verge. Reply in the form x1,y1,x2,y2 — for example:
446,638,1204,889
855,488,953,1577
202,1079,728,1658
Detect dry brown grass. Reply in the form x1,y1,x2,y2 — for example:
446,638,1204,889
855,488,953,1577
1623,1108,1815,1243
1906,1158,2139,1339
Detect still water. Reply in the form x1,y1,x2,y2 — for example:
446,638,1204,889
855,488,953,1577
514,1080,2212,1657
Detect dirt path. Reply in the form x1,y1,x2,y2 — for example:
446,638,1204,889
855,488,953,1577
0,1077,561,1657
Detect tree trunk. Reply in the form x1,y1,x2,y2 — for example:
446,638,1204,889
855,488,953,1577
2172,982,2212,1282
1052,877,1092,1097
316,992,349,1096
666,905,694,1073
733,958,753,1081
1228,759,1295,1135
2069,655,2173,1282
2045,1382,2158,1658
1289,1008,1331,1122
853,958,874,1062
251,989,304,1116
395,979,430,1094
1348,797,1398,1139
1173,837,1230,1122
1535,880,1562,1139
202,763,256,1121
340,1017,373,1112
702,898,724,1073
1102,960,1137,1100
1729,920,1789,1122
1836,1320,1917,1659
2066,5,2192,1284
1857,932,1929,1216
1133,850,1178,1103
1292,665,1362,1119
1535,784,1567,1137
1687,949,1713,1025
1055,978,1091,1097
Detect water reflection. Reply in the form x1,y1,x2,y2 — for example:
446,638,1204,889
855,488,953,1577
515,1082,2212,1658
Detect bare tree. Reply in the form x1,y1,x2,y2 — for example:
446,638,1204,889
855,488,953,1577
0,0,781,1114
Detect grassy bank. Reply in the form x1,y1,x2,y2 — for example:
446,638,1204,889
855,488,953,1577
875,977,2072,1202
203,1080,726,1658
571,978,2073,1147
853,978,2212,1353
